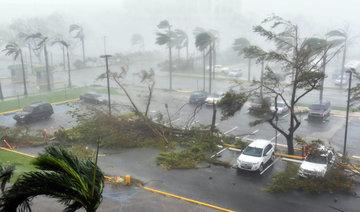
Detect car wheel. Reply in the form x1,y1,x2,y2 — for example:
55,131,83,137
258,163,264,172
271,153,275,161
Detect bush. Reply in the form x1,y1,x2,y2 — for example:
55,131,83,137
265,162,356,194
0,126,43,147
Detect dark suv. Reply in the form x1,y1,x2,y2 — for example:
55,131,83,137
13,102,54,124
189,91,208,105
308,101,331,120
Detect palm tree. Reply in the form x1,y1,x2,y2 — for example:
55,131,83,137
327,29,359,88
0,164,14,193
174,29,188,59
69,24,85,64
156,20,175,90
52,39,72,87
0,146,104,212
26,32,51,91
233,37,251,82
193,27,206,91
2,41,28,95
131,33,145,51
195,31,215,94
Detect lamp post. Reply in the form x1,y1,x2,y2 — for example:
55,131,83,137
100,55,112,116
343,68,354,156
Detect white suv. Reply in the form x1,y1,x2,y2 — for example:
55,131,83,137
237,139,275,172
298,147,335,178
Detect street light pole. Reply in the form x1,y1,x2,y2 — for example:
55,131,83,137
100,55,112,116
343,68,353,156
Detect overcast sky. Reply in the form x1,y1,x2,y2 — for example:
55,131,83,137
0,0,359,57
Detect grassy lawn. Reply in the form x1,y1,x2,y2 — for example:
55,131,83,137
0,149,36,182
0,86,122,113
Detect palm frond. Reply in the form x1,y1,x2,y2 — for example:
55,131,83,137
0,164,15,193
326,30,346,38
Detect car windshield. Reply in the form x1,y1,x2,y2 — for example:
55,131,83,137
252,98,262,104
242,146,263,157
305,154,327,164
23,106,34,112
208,94,219,98
310,104,325,110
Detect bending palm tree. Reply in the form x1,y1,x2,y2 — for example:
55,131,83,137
0,146,104,212
156,20,175,90
26,32,51,91
195,31,215,94
70,24,86,64
52,39,72,87
174,29,188,59
2,42,28,95
193,27,206,91
233,37,251,82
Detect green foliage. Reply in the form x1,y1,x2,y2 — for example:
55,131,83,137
0,146,104,212
265,162,355,194
69,144,94,159
156,128,224,170
0,126,42,147
0,164,15,193
217,90,248,120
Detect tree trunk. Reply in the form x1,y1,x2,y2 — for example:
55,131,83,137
66,48,71,88
44,43,51,91
319,54,326,103
202,50,205,91
248,58,251,82
0,80,3,100
210,102,216,133
169,46,173,90
186,44,189,61
20,52,28,96
208,46,212,94
213,42,216,79
260,60,264,99
81,38,86,65
28,44,34,74
62,46,66,71
340,40,347,89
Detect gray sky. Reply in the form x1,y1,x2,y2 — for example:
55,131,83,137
0,0,359,57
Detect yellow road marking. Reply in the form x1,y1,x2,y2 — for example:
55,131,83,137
0,147,36,158
144,187,236,212
275,152,304,160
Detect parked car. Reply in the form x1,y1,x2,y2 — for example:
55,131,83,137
298,146,335,178
205,93,224,106
237,139,275,172
334,75,348,86
80,92,108,104
308,101,331,120
13,102,54,124
227,68,242,77
189,91,208,105
248,96,271,113
270,100,288,115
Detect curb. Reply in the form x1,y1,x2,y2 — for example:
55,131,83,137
144,187,236,212
0,148,236,212
0,98,79,116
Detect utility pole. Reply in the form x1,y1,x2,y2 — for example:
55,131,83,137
343,68,353,156
100,54,112,116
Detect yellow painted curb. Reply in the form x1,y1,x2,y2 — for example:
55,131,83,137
51,98,79,105
223,143,241,148
275,152,304,160
144,187,236,212
0,109,23,115
176,90,192,93
331,112,360,118
0,98,79,115
0,147,36,158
